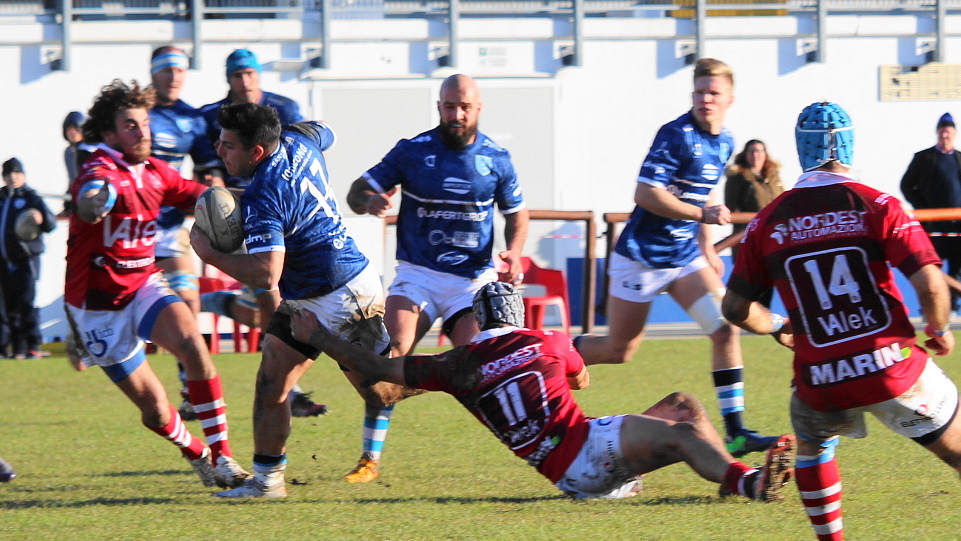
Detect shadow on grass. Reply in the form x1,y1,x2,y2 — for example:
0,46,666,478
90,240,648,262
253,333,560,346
0,497,175,509
101,469,185,478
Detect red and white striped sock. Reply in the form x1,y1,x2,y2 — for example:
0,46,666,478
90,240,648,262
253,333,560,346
721,462,758,498
186,376,232,461
796,443,843,541
144,404,206,461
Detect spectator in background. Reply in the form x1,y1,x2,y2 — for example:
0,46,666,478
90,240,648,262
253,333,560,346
61,111,96,216
0,158,56,360
901,112,961,316
724,139,784,307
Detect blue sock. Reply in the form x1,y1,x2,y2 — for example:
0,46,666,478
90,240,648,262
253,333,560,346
362,404,394,461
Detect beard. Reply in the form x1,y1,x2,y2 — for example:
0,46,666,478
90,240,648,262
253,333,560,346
124,140,152,164
438,120,478,150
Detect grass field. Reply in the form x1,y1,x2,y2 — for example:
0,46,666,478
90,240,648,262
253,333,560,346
1,332,959,540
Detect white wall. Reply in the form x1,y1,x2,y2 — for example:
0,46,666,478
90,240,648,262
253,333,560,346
4,14,959,338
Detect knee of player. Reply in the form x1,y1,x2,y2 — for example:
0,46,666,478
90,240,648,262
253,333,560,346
708,320,739,342
608,343,638,364
361,382,399,407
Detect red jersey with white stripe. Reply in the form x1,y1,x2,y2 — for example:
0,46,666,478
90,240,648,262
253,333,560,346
403,327,590,483
728,171,942,411
66,146,206,310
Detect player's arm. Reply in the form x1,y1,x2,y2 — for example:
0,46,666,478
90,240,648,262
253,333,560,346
499,208,529,284
567,365,590,390
190,226,282,291
697,190,725,276
634,182,731,225
910,263,955,356
721,289,793,349
288,306,407,385
346,177,395,217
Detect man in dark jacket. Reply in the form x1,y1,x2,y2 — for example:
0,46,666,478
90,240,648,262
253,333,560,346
901,112,961,314
0,158,56,359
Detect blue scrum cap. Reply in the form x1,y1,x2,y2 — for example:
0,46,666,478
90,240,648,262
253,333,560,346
225,49,261,80
795,101,854,172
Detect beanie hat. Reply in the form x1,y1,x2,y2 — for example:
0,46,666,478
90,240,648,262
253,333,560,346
225,49,261,80
937,112,955,129
62,111,85,140
2,158,24,177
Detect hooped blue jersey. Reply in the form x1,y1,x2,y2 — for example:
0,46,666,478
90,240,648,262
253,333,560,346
615,111,734,268
363,127,526,279
150,100,218,230
242,121,368,300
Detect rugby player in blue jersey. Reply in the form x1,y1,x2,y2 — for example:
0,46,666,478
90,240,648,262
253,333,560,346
195,47,328,418
199,48,304,191
148,46,220,419
192,103,415,498
574,58,780,458
345,73,530,482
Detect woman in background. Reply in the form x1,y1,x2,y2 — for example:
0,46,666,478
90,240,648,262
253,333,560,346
725,139,784,306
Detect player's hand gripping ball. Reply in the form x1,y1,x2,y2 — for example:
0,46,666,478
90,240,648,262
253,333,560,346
194,186,244,253
76,179,117,224
14,208,42,241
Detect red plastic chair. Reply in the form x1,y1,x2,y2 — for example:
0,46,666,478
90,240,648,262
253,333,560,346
198,276,226,354
198,276,261,353
519,256,571,335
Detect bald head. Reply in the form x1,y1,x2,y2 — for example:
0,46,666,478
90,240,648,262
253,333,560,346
437,74,482,149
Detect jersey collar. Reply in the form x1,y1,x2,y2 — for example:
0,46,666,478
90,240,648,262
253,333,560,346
471,325,524,344
793,170,859,188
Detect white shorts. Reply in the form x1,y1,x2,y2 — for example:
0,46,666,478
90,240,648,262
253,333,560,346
608,252,708,303
284,263,391,356
65,272,181,382
554,416,643,500
155,224,190,259
388,261,498,324
791,358,960,444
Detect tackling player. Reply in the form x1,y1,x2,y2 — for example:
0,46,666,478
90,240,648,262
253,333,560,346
290,282,796,502
723,101,961,540
191,103,418,498
573,58,779,457
65,79,249,490
345,73,529,482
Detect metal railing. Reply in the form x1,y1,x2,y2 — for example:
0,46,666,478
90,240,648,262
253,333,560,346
4,1,960,81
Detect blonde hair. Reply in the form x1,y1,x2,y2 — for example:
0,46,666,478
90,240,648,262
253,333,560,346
693,58,733,86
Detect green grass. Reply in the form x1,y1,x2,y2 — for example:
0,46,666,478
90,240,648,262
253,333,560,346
1,333,959,540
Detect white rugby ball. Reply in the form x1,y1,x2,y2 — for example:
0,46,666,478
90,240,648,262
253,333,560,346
194,187,244,253
14,208,42,241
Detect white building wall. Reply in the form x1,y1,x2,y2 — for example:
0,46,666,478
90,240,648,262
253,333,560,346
2,13,959,337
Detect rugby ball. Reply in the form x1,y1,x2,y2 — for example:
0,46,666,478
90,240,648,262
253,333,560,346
194,187,244,253
14,208,42,241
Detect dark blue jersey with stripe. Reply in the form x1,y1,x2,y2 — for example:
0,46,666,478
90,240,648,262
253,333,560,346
363,127,526,278
615,111,734,268
242,122,367,300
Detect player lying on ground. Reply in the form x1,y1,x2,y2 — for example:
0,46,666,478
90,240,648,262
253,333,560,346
289,281,795,501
